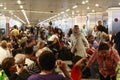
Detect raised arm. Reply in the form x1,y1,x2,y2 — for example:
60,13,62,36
57,60,73,80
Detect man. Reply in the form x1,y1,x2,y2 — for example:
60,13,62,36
81,24,88,38
97,21,108,34
114,31,120,55
11,25,19,38
28,51,72,80
70,25,89,58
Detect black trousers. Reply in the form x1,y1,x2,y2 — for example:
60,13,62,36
99,73,116,80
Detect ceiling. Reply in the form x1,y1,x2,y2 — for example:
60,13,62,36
0,0,120,25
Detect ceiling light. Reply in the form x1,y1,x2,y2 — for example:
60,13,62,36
0,4,3,7
87,6,90,9
72,5,78,9
72,11,75,15
119,3,120,5
21,9,30,24
4,7,7,10
17,0,21,4
61,11,64,14
82,1,86,4
86,0,89,3
95,4,99,7
20,5,23,9
66,9,70,12
14,15,17,17
57,14,60,16
16,16,26,24
92,10,95,12
0,13,2,16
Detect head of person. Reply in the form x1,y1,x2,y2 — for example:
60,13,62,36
83,24,86,29
93,25,98,31
39,41,46,49
98,21,102,26
74,25,80,34
25,46,34,55
14,54,26,67
0,40,8,49
7,42,13,50
2,57,17,76
50,28,56,34
36,47,52,57
87,35,94,44
98,42,109,56
38,51,56,71
72,55,82,65
13,25,18,29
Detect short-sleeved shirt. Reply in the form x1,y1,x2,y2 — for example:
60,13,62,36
71,66,82,80
28,73,67,80
48,35,58,41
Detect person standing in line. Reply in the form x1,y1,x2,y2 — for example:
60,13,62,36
97,21,108,34
81,24,88,38
114,31,120,55
70,25,89,58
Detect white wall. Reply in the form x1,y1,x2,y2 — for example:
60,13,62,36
107,7,120,34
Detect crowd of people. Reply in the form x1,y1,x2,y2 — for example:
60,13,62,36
0,20,120,80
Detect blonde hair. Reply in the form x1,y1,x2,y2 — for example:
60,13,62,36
36,47,52,57
14,54,26,64
0,40,7,49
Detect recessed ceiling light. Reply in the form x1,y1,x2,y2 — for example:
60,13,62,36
87,6,90,9
95,4,99,7
20,5,23,9
82,1,86,4
4,7,7,10
119,3,120,5
86,0,89,3
17,0,21,4
92,10,95,12
72,11,75,15
61,11,64,14
0,4,3,7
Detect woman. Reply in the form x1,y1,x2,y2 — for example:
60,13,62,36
47,28,60,51
70,25,89,58
87,42,120,80
1,57,24,80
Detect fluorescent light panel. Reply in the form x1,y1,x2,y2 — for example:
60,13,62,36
66,9,70,12
72,5,78,9
20,5,23,9
21,10,30,24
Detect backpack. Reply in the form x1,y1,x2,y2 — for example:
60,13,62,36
0,70,8,80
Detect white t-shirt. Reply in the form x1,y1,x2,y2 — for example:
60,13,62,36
48,34,58,41
25,58,34,66
0,47,12,64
